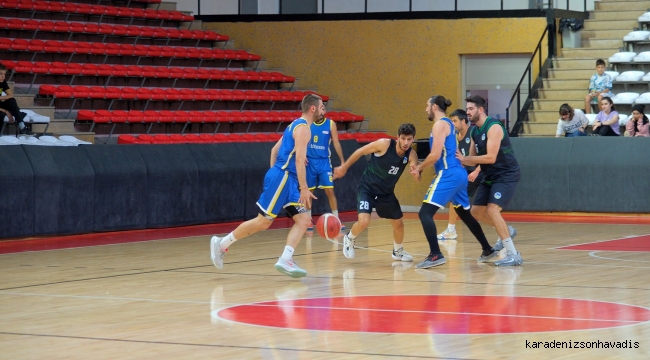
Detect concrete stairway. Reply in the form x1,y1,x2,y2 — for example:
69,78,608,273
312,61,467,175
525,0,650,136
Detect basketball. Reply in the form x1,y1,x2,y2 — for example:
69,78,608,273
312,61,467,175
316,213,341,240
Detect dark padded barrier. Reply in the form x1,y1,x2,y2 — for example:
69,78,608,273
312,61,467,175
233,142,276,219
187,143,246,223
568,137,650,212
22,146,95,236
137,144,200,228
83,145,148,232
311,140,366,215
4,137,649,240
508,138,574,211
0,146,34,238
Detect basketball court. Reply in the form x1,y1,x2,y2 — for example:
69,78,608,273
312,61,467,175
1,212,649,358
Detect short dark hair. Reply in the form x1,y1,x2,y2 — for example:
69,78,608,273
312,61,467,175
397,123,416,137
596,59,606,67
449,109,468,124
301,94,322,112
465,95,487,111
0,64,6,72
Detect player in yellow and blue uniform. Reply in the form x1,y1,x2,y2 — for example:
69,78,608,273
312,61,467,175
306,116,346,230
413,95,497,269
210,94,325,278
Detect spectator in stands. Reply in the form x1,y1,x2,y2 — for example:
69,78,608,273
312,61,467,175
0,65,31,135
625,104,650,137
584,59,613,114
556,103,589,137
591,96,619,136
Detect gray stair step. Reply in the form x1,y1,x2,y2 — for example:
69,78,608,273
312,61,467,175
534,99,585,111
543,79,590,90
596,1,650,11
583,19,639,30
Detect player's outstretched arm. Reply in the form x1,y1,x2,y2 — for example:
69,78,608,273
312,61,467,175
408,149,421,182
333,138,389,179
330,120,346,165
294,125,317,208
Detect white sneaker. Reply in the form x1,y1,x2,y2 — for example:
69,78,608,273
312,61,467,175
391,248,413,262
494,251,523,267
210,236,226,269
274,258,307,278
343,232,355,258
437,228,457,240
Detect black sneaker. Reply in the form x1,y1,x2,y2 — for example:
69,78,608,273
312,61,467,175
415,253,446,269
19,127,33,135
478,248,499,263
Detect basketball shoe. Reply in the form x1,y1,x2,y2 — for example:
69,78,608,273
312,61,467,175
493,226,517,251
391,248,413,262
415,253,446,269
342,232,355,258
494,251,523,266
477,248,499,262
274,258,307,278
437,228,457,240
210,236,227,269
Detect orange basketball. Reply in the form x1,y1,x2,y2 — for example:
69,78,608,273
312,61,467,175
316,213,341,240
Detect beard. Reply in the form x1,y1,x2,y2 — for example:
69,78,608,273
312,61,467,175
427,113,434,122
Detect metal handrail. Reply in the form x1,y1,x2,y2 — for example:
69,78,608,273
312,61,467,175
505,25,551,136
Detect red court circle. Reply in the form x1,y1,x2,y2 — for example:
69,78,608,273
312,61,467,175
216,295,650,334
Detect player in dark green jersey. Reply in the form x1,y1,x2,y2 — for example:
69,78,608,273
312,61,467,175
333,124,421,262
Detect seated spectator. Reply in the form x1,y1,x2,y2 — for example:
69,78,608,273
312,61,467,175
556,103,588,137
591,97,619,136
584,59,613,114
625,104,650,137
0,64,31,135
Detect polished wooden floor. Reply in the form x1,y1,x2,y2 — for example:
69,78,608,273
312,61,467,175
1,213,650,359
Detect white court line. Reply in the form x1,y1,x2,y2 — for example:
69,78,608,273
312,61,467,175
589,251,650,263
0,291,208,304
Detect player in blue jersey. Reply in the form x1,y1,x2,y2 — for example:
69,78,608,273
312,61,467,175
306,113,346,231
333,123,420,263
209,94,324,278
457,95,522,266
412,95,498,269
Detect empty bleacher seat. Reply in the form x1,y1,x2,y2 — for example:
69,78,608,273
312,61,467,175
604,71,620,79
634,92,650,104
585,114,597,126
618,114,630,127
609,52,636,63
615,71,645,82
639,12,650,23
611,92,639,104
632,52,650,62
624,31,650,42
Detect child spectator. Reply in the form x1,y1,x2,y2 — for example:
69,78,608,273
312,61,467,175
592,96,619,136
0,64,31,135
625,104,650,137
556,103,588,137
584,59,613,114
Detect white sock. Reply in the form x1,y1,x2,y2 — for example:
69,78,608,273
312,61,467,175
332,210,339,218
280,245,294,261
393,242,403,252
219,233,237,251
448,224,456,232
502,238,517,254
347,230,357,240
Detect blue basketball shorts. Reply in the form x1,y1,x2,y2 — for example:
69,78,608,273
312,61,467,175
423,166,471,210
307,157,334,190
256,167,303,219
